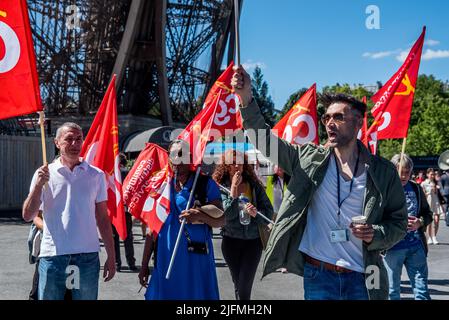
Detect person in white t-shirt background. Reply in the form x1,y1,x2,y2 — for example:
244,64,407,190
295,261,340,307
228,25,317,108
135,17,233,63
22,122,116,300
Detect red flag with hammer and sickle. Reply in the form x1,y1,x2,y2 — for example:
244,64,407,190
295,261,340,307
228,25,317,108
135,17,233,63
81,75,127,240
368,27,425,140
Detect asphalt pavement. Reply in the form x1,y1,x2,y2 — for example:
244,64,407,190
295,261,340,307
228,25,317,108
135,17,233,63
0,213,448,300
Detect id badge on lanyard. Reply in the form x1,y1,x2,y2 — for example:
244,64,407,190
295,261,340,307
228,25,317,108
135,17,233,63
330,152,360,243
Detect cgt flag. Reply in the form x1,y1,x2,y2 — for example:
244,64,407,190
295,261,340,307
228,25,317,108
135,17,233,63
273,84,318,145
357,97,369,147
80,75,127,240
140,163,173,237
367,122,378,154
0,0,42,119
178,62,243,166
358,97,378,154
369,27,425,140
123,143,169,223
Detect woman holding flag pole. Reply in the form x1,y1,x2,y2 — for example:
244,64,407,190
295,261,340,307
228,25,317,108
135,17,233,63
139,0,243,297
140,139,225,300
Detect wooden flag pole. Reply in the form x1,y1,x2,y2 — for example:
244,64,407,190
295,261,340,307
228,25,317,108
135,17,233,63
38,111,47,165
398,137,407,174
234,0,241,66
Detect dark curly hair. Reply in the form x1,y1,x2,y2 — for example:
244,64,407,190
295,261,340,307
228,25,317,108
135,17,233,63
212,150,262,187
320,93,367,117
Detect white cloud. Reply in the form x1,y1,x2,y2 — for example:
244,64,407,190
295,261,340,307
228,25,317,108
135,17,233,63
363,51,396,59
396,50,410,62
396,48,449,62
422,49,449,60
365,38,447,62
425,39,440,46
242,60,267,71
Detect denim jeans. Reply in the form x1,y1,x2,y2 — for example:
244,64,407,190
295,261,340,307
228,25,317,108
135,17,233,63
383,243,431,300
303,262,369,300
38,252,100,300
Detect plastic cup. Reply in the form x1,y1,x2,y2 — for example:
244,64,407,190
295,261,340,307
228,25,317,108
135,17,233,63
351,215,367,225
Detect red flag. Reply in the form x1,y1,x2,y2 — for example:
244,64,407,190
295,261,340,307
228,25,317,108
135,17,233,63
273,84,318,145
357,97,368,147
141,165,173,237
123,143,168,220
358,97,378,154
80,75,127,239
367,123,378,154
178,62,243,166
369,27,425,139
0,0,42,119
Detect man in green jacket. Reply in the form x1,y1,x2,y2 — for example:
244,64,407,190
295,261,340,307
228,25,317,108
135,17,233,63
231,66,407,300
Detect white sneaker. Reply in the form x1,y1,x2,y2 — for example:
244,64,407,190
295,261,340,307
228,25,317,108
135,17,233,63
432,237,439,245
427,238,434,245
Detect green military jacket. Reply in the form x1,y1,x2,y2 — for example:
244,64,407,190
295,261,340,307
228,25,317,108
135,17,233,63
240,99,408,300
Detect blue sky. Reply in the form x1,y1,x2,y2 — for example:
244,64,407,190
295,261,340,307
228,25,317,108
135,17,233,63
237,0,449,109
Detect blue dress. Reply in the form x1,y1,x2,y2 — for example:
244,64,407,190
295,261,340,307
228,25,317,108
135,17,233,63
145,176,221,300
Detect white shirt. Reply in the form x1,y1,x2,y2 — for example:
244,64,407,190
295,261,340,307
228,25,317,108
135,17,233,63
30,158,108,257
299,154,366,273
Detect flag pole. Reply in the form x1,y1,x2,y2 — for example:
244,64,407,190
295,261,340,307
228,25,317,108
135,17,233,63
398,137,407,174
218,183,275,225
234,0,241,66
165,166,202,279
38,112,47,165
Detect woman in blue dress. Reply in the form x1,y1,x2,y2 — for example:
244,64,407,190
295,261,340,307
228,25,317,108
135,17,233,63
138,140,224,300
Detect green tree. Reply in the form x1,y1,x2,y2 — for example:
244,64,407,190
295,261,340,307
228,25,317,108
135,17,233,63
322,83,373,101
251,66,276,127
276,88,308,121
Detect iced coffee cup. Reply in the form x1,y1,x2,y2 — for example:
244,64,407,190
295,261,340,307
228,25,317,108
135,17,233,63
351,215,367,225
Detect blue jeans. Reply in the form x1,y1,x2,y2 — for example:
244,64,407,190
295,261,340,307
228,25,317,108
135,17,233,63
38,252,100,300
383,243,431,300
303,262,369,300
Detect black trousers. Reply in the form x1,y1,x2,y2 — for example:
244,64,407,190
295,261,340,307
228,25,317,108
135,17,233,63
221,235,263,300
443,195,449,226
112,211,135,267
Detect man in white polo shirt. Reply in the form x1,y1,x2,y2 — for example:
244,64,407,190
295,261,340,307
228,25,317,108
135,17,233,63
23,122,116,300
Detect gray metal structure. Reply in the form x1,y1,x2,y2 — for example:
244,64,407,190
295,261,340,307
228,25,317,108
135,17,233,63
1,0,241,135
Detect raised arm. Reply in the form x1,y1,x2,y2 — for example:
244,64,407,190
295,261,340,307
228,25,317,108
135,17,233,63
231,66,300,176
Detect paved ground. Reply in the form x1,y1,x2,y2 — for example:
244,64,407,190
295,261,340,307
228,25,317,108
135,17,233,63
1,212,448,300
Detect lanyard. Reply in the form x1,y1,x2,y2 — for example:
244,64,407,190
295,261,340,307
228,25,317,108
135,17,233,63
335,150,360,223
